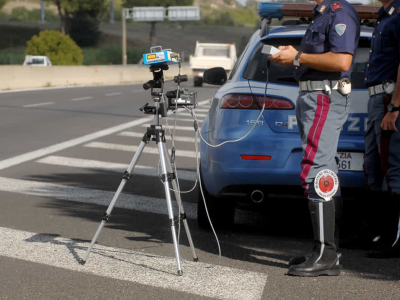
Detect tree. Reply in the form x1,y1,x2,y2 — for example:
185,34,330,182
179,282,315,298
0,0,7,11
123,0,194,46
48,0,107,46
26,30,83,65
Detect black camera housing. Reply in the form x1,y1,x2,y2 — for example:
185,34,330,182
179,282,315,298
166,89,197,108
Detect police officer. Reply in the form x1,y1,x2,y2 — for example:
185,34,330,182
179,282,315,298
270,0,360,276
363,0,400,258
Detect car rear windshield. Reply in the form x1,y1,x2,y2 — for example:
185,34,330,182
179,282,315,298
243,37,371,89
200,47,230,57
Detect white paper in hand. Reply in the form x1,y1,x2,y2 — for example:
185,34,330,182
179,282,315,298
262,45,281,55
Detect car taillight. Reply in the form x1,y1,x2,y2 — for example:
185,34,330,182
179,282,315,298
220,94,294,110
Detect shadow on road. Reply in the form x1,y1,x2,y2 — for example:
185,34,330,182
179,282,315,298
24,170,400,281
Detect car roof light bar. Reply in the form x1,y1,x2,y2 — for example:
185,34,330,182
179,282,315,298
258,2,380,20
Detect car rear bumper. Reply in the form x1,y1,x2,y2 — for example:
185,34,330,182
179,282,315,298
200,134,366,197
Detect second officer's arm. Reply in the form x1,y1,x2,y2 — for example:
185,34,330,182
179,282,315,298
381,64,400,132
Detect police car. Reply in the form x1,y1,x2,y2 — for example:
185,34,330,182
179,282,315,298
197,2,378,228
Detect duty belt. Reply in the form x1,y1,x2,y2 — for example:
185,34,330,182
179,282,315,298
368,82,397,97
299,80,340,92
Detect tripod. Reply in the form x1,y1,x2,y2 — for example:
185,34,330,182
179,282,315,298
80,64,198,276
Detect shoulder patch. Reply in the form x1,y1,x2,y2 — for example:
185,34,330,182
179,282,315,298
331,1,343,12
335,24,346,36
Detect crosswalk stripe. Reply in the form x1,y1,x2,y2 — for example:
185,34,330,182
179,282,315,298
0,227,267,300
193,108,209,113
84,142,197,158
37,156,197,181
118,132,197,143
141,124,195,132
179,113,207,117
165,118,203,123
0,177,196,217
0,116,153,171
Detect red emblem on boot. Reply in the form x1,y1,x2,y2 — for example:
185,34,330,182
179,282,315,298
315,169,339,201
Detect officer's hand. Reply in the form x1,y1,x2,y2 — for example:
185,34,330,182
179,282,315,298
269,45,298,66
381,111,399,132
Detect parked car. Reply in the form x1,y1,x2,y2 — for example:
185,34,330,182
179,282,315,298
197,3,375,228
23,55,52,66
190,42,237,87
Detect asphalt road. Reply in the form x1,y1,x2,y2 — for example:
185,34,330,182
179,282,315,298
0,82,399,300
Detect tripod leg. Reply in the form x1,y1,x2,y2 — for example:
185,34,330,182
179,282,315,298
161,143,198,262
157,141,183,275
80,139,148,265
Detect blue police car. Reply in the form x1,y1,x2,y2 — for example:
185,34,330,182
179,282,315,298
197,3,376,228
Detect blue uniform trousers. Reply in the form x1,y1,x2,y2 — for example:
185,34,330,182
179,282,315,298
364,94,400,194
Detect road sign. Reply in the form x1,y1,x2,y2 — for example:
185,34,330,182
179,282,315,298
168,6,200,21
131,7,166,22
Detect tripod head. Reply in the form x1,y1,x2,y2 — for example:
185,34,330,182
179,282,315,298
140,47,197,123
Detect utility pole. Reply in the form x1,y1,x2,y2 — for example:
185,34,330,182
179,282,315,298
40,0,45,24
122,9,127,65
110,0,114,24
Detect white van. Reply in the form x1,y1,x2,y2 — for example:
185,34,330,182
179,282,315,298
23,55,52,67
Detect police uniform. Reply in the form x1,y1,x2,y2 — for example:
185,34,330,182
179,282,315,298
287,0,360,276
363,0,400,257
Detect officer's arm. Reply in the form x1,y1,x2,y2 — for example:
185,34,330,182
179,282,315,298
269,46,352,72
298,52,353,72
391,64,400,107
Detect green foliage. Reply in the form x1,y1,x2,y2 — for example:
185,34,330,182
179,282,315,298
223,0,234,5
49,0,108,18
68,16,101,47
123,0,193,7
10,7,30,21
0,25,40,49
0,0,7,11
82,45,147,65
0,48,25,65
9,6,59,22
26,30,83,65
201,7,259,27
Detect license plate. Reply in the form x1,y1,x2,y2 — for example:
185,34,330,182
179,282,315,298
337,152,364,172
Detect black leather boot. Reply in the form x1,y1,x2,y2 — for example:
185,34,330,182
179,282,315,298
288,196,342,267
288,200,341,276
368,193,400,258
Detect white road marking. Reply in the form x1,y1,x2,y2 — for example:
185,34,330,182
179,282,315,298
0,99,209,171
84,142,197,158
118,131,196,143
141,124,195,132
0,116,153,170
23,102,54,108
166,118,203,123
71,96,93,101
192,108,209,113
37,156,196,181
105,92,122,97
0,176,195,217
179,113,207,117
0,227,268,300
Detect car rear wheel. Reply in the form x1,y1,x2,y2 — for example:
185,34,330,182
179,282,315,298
197,172,235,229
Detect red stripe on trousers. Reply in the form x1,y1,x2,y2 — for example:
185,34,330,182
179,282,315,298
300,94,331,194
380,96,393,190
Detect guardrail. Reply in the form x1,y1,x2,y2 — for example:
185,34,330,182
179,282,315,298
0,65,192,91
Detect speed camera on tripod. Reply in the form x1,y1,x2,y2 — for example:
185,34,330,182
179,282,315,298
143,46,181,66
166,89,197,108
